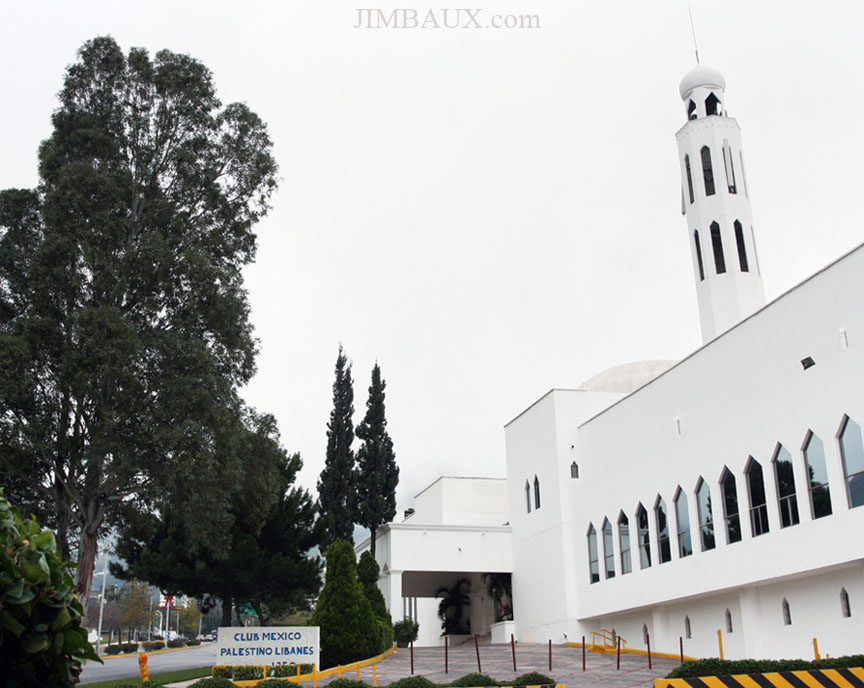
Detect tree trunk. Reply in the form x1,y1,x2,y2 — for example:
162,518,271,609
370,525,377,557
75,526,99,619
221,593,233,627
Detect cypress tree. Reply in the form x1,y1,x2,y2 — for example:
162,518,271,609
317,346,356,552
355,364,399,557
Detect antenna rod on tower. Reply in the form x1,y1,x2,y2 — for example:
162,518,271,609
688,4,701,64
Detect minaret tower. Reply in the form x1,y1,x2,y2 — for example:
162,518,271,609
676,66,765,343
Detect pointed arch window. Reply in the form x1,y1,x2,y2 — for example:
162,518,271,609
782,598,792,625
804,432,832,519
534,475,541,510
618,512,632,575
722,139,737,194
721,468,742,544
841,588,851,618
655,497,672,563
688,100,697,120
710,222,726,274
525,481,531,513
587,524,599,584
839,416,864,508
734,221,749,272
602,519,615,579
725,608,733,633
706,92,721,116
773,444,800,527
636,504,652,569
684,616,692,639
685,154,695,203
570,461,580,479
696,478,715,551
694,230,705,281
701,146,716,196
745,458,769,536
674,488,693,557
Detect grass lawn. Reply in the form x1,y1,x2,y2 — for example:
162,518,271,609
79,665,212,687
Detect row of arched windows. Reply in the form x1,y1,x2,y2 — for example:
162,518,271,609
525,476,540,513
684,144,748,203
693,221,754,281
586,415,864,584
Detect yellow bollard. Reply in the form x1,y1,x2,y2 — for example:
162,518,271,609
297,664,301,680
356,666,361,680
338,665,343,678
263,666,268,680
313,664,318,688
373,664,378,687
813,638,821,660
717,629,724,660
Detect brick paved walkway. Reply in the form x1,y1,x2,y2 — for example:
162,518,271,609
321,642,678,688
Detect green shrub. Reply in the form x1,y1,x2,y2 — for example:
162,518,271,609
393,617,419,644
448,673,501,687
120,642,139,653
257,681,290,688
115,683,165,688
212,665,233,678
510,672,555,686
104,644,124,655
232,665,264,679
310,539,380,668
326,679,374,688
271,663,315,677
388,677,438,688
377,618,395,653
188,638,202,646
167,637,187,648
666,655,864,679
142,640,165,651
189,678,238,688
0,491,101,687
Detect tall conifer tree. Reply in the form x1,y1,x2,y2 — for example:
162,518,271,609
355,363,399,556
317,346,356,552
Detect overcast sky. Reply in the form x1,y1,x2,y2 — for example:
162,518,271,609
2,1,862,520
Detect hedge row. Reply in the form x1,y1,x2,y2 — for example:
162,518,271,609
212,664,316,679
194,672,556,688
666,655,864,679
104,643,140,654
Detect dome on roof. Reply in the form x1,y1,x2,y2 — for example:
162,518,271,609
579,360,677,394
679,65,726,100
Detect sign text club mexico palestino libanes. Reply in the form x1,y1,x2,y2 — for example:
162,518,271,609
216,627,320,669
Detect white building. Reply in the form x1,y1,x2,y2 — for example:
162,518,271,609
359,64,864,661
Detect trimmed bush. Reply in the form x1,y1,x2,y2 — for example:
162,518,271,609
233,665,264,680
388,677,438,688
121,642,139,653
256,681,290,688
188,638,202,646
271,663,315,677
393,617,419,645
448,674,501,687
189,678,238,688
326,680,374,688
142,640,165,651
666,655,864,679
310,539,380,668
104,644,124,655
0,491,100,687
212,665,233,678
510,672,555,686
115,683,165,688
167,637,187,648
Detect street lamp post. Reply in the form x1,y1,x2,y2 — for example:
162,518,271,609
94,561,108,655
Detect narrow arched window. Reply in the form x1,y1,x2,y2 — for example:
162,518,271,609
782,598,792,625
618,512,632,575
636,504,652,569
655,497,671,563
602,519,615,579
722,139,737,194
570,461,580,479
734,221,749,272
694,230,705,281
839,416,864,508
674,488,693,557
587,524,599,584
696,479,715,551
525,481,531,513
534,475,541,510
710,222,726,274
721,468,742,544
745,458,769,536
841,588,851,618
705,92,721,116
701,146,716,196
725,608,733,633
685,155,695,204
684,616,692,639
804,432,832,519
688,100,697,120
773,444,800,527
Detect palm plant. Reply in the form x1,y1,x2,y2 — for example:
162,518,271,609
435,577,471,634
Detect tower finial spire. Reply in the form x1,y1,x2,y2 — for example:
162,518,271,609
688,4,701,64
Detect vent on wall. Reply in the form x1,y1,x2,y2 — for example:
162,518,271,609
801,356,815,370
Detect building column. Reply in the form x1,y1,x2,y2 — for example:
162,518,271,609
738,587,764,659
386,569,404,623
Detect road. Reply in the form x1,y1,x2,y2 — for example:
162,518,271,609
79,644,218,684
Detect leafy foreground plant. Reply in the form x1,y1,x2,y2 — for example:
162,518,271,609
510,672,555,686
0,490,101,687
666,655,864,679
